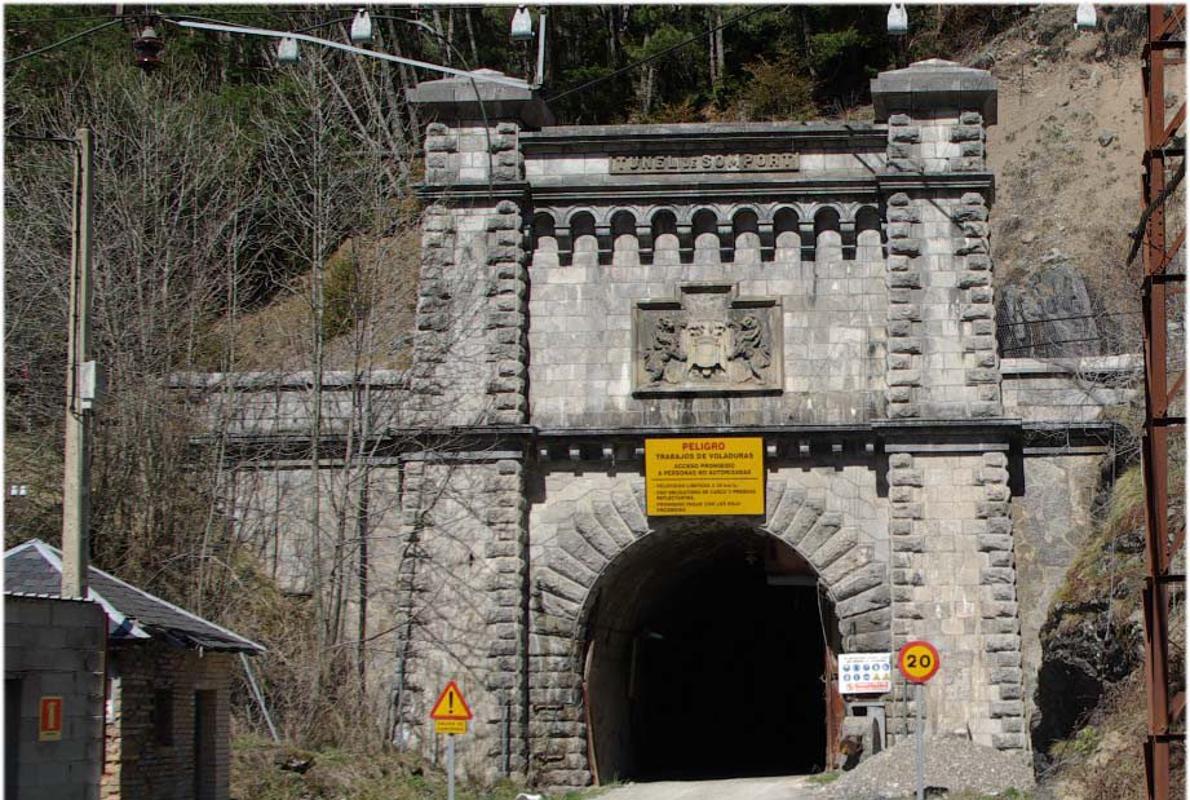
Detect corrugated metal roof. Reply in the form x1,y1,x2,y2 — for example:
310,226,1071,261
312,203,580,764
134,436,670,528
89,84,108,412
4,540,264,654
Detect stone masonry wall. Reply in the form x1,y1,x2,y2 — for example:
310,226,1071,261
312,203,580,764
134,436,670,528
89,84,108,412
526,464,891,785
415,119,530,428
881,187,1000,418
391,454,529,782
103,646,233,800
885,108,986,174
917,190,1000,417
527,221,888,428
884,192,925,417
5,596,106,800
887,452,1025,749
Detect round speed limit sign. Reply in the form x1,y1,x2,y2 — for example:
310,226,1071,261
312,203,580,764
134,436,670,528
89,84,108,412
898,640,941,684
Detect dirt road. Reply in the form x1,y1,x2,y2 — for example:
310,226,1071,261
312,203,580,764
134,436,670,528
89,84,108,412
592,775,828,800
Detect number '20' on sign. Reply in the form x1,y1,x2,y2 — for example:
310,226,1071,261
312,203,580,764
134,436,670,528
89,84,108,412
897,640,941,684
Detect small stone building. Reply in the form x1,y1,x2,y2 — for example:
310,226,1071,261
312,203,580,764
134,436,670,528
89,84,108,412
5,593,107,800
4,540,264,800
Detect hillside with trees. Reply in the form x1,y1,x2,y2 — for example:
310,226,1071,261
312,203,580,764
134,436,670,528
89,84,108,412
3,5,1170,799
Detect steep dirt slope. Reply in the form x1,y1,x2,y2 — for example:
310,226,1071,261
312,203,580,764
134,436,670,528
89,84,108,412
979,5,1154,357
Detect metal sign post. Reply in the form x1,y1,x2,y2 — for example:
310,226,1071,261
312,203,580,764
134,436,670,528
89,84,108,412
915,682,925,800
429,680,473,800
897,640,941,800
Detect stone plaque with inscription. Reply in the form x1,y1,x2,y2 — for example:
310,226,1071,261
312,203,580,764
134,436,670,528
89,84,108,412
634,284,783,395
610,152,799,174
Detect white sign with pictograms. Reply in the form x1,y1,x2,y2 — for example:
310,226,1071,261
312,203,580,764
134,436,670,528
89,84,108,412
838,652,893,694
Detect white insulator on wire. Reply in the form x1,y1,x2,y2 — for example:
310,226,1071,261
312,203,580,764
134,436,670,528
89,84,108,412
510,6,534,42
1075,2,1097,30
350,9,373,44
276,37,300,64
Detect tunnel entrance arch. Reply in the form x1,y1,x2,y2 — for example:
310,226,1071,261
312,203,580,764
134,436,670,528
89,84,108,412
578,524,842,782
532,475,891,786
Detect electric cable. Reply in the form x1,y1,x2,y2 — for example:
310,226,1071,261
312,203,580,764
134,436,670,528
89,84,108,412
5,18,123,65
546,5,771,106
999,336,1120,354
5,13,122,24
6,133,79,145
996,310,1142,328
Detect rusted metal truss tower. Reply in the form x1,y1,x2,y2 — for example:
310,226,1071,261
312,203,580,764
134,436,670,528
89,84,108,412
1139,6,1186,800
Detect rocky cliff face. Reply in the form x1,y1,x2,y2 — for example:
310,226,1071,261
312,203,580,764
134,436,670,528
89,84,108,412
997,252,1102,359
1028,465,1147,770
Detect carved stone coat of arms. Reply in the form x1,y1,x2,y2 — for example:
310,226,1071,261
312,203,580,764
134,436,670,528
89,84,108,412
633,284,782,395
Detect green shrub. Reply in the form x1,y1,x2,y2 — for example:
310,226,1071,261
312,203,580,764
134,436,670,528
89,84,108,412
321,251,362,340
729,55,815,122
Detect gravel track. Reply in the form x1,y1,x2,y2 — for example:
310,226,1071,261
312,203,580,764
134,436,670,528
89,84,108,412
824,736,1035,800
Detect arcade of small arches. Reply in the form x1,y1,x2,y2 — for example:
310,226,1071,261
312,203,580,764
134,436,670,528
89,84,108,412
530,202,886,267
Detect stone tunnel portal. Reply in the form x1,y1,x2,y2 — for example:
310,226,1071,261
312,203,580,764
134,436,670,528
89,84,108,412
580,526,841,783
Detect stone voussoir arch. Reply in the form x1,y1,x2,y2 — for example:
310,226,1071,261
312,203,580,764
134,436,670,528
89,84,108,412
535,474,892,669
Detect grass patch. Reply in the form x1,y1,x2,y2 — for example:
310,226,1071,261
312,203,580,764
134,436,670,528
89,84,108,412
230,736,542,800
806,771,841,784
1049,724,1100,761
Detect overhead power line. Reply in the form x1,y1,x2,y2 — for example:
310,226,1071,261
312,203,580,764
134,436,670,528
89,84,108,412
5,19,122,65
547,5,770,105
6,13,119,24
996,310,1142,328
7,133,79,144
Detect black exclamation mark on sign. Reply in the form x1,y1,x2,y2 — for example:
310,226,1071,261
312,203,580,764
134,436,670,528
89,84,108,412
448,691,454,715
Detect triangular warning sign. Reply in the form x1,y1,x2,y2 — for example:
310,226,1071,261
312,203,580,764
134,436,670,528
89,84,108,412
429,680,473,721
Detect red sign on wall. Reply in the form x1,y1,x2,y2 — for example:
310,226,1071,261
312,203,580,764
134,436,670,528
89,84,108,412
39,696,63,741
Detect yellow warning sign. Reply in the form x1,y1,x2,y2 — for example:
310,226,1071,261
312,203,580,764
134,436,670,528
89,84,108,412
435,719,468,735
645,437,764,516
429,680,473,721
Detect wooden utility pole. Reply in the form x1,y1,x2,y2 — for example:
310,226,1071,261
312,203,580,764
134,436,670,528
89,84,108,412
61,127,94,599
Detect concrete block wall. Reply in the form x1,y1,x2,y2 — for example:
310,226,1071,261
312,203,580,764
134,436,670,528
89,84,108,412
103,646,234,800
5,596,106,800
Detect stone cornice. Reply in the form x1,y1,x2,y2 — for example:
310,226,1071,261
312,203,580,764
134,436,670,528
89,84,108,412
522,122,888,152
414,172,997,205
525,174,882,205
877,171,996,200
414,182,531,203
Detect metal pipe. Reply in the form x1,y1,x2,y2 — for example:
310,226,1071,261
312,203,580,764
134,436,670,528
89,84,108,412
240,652,280,743
171,18,529,89
915,683,925,800
533,9,547,89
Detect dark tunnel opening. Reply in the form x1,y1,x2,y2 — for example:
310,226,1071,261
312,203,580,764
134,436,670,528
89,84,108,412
583,528,835,783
